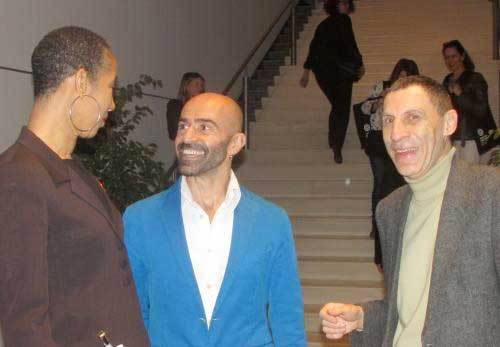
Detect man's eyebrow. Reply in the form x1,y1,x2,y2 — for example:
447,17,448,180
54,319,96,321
383,108,425,117
403,108,425,116
178,117,219,127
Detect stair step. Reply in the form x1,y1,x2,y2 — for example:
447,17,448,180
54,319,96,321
303,286,384,306
237,164,373,181
307,332,350,347
251,132,363,150
296,238,374,259
270,197,371,215
299,261,382,283
293,218,372,238
240,149,370,164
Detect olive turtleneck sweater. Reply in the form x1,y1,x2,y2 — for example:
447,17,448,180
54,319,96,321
393,147,456,347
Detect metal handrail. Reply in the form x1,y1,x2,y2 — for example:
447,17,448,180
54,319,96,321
222,0,298,95
492,0,499,59
0,65,173,100
223,0,299,150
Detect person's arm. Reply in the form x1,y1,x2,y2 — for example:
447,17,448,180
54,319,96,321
303,21,325,71
267,213,306,346
338,15,363,68
453,72,491,121
123,208,150,330
166,99,181,141
0,165,57,346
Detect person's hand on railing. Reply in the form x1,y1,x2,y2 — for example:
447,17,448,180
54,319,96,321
300,69,310,88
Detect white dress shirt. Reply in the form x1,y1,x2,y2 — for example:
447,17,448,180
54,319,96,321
181,171,241,327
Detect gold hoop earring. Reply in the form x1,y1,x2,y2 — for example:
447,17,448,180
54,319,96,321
69,94,102,132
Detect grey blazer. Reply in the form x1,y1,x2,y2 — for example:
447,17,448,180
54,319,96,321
351,157,500,346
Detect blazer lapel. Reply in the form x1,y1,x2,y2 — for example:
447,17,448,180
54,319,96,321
158,181,205,317
68,165,120,238
385,188,412,344
212,191,257,316
423,159,465,337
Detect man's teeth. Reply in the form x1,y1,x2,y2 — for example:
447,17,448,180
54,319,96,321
395,147,417,153
182,149,204,155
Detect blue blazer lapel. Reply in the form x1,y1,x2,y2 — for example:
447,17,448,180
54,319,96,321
159,181,205,317
212,190,257,316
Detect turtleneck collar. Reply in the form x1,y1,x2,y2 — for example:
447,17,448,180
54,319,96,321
406,147,456,201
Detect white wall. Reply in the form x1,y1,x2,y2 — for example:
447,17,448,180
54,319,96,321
0,0,290,163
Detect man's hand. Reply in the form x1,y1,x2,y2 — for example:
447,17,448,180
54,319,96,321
319,303,364,339
299,69,310,88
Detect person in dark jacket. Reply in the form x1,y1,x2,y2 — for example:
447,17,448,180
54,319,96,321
300,0,364,163
166,72,205,141
442,39,498,163
0,26,149,347
362,58,419,270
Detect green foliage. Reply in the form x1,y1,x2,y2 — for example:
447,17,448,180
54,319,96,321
76,75,167,212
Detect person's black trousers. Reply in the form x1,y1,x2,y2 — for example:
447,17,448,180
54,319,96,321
314,73,353,152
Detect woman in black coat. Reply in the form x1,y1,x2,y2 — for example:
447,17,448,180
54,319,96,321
442,40,498,163
300,0,364,163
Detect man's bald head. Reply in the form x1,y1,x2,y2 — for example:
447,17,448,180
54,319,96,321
182,92,243,134
175,92,246,177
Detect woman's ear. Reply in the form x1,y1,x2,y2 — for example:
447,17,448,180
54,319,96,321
74,68,88,94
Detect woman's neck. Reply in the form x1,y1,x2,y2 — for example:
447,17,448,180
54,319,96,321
452,66,465,80
28,100,77,159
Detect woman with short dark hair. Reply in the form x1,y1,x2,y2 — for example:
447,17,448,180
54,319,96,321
300,0,364,163
442,39,498,163
0,26,149,346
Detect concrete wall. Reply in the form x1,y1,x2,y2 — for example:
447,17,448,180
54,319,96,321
0,0,291,163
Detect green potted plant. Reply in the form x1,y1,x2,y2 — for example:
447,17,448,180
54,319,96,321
75,75,167,211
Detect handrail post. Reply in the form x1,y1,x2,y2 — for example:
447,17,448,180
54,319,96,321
493,0,499,59
243,75,250,149
291,4,297,65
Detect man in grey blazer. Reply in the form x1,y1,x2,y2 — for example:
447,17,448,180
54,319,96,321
319,75,500,346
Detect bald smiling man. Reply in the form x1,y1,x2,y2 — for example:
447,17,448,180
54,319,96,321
123,93,306,347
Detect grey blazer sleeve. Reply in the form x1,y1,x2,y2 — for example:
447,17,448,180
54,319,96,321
350,299,388,346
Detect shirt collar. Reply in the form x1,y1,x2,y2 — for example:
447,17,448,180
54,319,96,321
180,170,241,213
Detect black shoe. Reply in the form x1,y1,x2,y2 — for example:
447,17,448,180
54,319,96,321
333,150,343,164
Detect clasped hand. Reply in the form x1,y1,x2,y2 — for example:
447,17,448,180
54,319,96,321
319,303,364,339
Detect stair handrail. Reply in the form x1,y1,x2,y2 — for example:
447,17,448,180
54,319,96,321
223,0,299,149
491,0,499,59
222,0,298,95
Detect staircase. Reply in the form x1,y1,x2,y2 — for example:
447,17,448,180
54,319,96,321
237,0,499,346
243,1,313,122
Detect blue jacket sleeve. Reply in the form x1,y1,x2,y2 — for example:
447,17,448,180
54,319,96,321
123,208,151,330
267,212,306,346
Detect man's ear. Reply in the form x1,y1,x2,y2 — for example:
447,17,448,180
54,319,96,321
74,68,89,94
228,133,246,157
443,109,458,136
